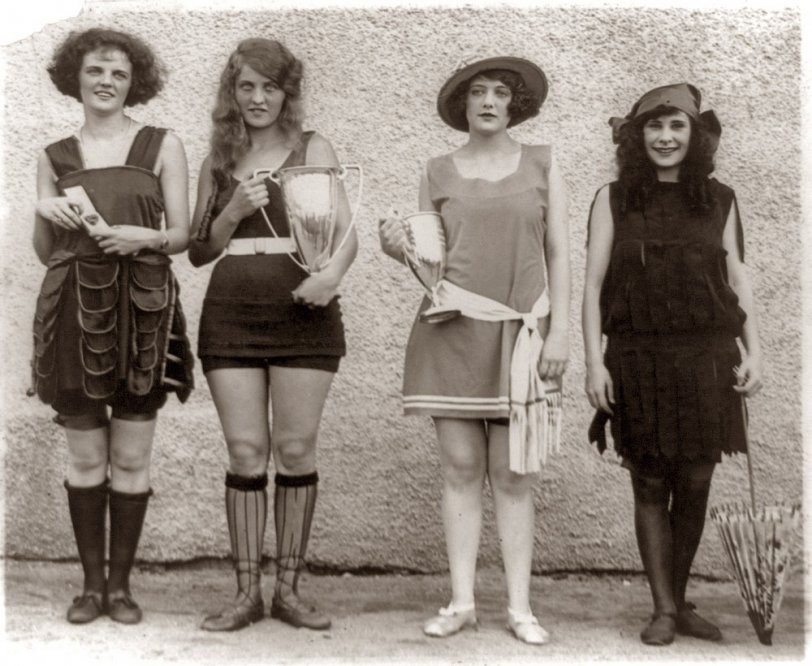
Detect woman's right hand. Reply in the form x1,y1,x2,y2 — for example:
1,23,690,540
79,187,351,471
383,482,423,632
585,362,615,415
36,196,85,231
223,174,270,222
378,207,408,258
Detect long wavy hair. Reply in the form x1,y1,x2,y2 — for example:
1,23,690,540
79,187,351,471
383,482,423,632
198,39,303,241
615,106,718,213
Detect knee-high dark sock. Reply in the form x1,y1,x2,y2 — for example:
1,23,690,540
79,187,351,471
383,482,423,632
274,472,318,599
65,480,108,596
631,472,677,614
225,472,268,605
671,462,715,609
107,488,152,596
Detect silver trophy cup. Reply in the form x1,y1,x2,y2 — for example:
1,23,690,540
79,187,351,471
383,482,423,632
402,211,459,323
255,164,362,273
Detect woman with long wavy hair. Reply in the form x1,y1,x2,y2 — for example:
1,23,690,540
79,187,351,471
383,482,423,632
31,27,193,625
189,37,357,633
583,83,763,645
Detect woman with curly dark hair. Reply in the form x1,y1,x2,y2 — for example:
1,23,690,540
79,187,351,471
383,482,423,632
379,56,570,645
583,83,763,645
31,27,193,625
189,37,357,633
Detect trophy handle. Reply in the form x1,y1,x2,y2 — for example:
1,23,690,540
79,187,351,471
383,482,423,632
320,164,364,269
253,168,281,185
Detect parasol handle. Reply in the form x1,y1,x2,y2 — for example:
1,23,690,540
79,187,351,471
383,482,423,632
740,394,757,514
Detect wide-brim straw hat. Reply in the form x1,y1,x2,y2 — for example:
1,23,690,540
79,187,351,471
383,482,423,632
437,55,548,132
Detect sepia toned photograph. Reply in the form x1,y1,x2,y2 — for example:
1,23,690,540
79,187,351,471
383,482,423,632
1,1,806,663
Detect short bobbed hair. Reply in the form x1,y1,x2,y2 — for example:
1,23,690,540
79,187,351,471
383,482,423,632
444,69,542,132
47,28,164,106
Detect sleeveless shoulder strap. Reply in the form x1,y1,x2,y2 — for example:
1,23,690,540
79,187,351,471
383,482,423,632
287,130,316,167
126,126,167,171
45,137,83,179
709,178,744,261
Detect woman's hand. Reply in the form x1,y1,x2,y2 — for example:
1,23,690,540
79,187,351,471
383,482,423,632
36,196,85,231
292,271,340,308
539,329,569,380
378,208,409,259
223,174,270,223
734,354,763,397
585,362,615,414
92,225,160,256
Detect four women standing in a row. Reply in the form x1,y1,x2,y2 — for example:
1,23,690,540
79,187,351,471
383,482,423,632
30,27,763,647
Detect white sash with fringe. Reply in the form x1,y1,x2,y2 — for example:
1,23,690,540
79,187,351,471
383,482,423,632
424,279,562,474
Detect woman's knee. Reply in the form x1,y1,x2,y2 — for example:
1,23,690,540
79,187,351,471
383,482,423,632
488,465,534,496
630,472,671,505
272,433,316,473
441,452,486,489
109,444,152,474
227,436,270,475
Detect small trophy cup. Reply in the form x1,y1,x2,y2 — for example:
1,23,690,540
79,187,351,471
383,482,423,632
402,211,459,323
254,165,363,273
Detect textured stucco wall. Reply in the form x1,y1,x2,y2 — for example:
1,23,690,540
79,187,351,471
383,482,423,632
1,4,803,578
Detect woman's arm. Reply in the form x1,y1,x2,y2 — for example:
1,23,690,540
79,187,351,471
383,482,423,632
33,151,59,264
378,167,431,266
723,199,763,396
187,155,270,267
539,156,571,380
582,184,615,413
291,133,358,306
93,132,190,256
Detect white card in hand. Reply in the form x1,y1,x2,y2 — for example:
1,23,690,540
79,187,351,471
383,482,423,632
63,185,111,232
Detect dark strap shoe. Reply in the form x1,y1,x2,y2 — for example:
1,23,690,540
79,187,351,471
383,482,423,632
676,602,723,641
66,591,105,624
271,593,331,630
201,597,265,632
640,612,676,646
108,591,143,625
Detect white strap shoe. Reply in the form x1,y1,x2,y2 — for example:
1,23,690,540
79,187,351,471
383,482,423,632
423,602,477,637
507,607,549,645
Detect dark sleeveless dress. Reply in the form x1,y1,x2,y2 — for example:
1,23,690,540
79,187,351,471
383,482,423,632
589,179,748,471
31,126,194,413
197,131,346,366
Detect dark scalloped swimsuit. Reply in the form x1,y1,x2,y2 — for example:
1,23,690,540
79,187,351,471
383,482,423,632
31,126,194,408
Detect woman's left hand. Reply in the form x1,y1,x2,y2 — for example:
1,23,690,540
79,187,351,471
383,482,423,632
93,225,159,256
734,354,763,397
292,271,340,308
539,329,569,380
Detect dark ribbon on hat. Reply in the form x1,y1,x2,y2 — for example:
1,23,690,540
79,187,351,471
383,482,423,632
608,83,721,152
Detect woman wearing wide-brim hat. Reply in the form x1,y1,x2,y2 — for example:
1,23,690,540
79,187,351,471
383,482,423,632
380,55,570,645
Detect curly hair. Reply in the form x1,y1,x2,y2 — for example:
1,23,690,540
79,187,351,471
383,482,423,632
197,38,304,242
615,106,718,213
445,68,541,132
47,28,164,106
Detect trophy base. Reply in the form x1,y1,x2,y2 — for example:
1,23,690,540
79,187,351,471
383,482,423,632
419,308,460,324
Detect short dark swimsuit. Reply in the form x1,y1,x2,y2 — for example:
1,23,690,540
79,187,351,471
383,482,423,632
197,131,346,374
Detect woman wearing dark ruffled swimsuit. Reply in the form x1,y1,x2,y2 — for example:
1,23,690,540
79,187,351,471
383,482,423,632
189,38,356,633
583,83,763,646
31,28,193,625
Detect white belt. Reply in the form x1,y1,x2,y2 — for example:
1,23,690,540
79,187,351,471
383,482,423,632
226,237,296,255
426,279,561,475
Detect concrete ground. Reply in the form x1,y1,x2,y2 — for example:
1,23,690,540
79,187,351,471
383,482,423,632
2,560,806,665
